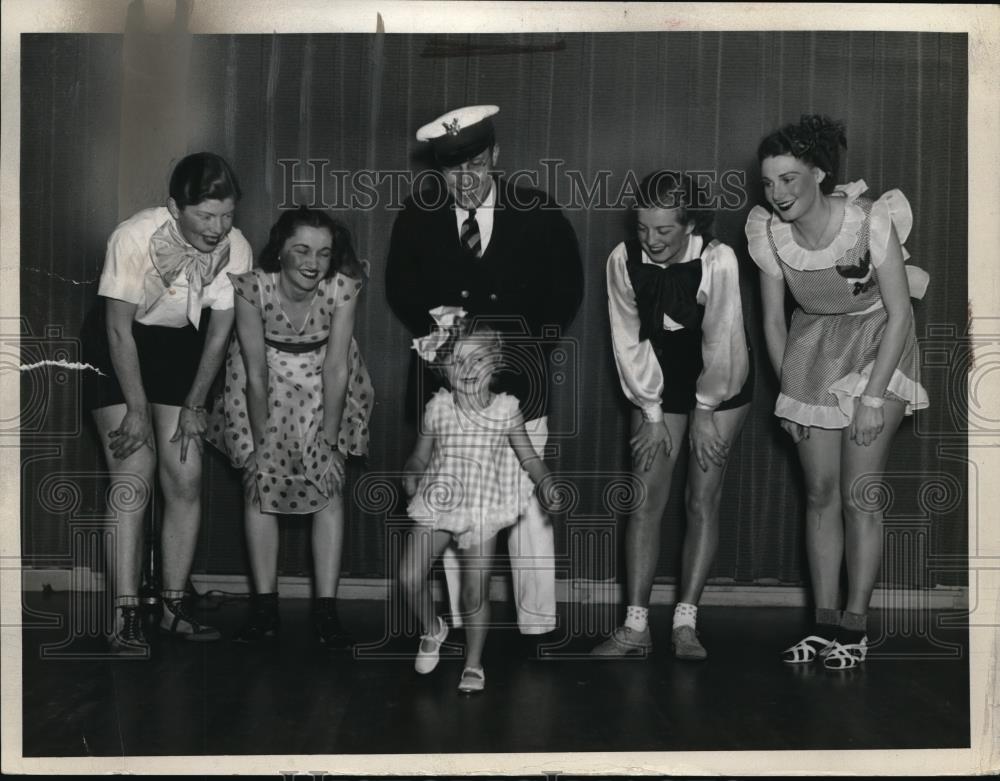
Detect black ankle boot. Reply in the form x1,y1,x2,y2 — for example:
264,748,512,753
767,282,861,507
313,598,353,651
110,605,150,657
233,592,280,644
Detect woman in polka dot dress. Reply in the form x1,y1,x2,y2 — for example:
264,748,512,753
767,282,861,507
745,115,928,670
207,206,373,650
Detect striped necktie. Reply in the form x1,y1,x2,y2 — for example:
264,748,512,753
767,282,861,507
461,208,482,258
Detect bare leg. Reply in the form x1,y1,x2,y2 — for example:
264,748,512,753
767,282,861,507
679,404,750,605
398,527,452,635
92,404,156,630
458,532,499,670
151,404,203,593
840,400,907,616
312,493,345,599
625,409,688,607
442,542,462,626
795,427,845,611
243,498,280,593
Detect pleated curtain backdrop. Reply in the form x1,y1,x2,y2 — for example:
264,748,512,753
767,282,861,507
20,32,968,588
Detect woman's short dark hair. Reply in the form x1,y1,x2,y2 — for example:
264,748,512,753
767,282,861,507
633,170,714,236
757,114,848,195
168,152,242,208
258,206,363,279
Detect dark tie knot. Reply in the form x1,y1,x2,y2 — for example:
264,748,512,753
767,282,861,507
461,208,482,258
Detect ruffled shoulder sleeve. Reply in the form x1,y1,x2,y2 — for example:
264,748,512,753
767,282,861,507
228,269,261,310
869,189,913,266
744,206,782,279
869,189,929,299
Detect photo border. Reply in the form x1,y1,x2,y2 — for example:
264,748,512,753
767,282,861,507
2,1,997,776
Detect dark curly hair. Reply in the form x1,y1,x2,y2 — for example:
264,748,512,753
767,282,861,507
258,206,363,279
757,114,848,195
632,170,714,236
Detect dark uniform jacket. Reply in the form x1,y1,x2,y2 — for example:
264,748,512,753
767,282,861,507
385,174,583,423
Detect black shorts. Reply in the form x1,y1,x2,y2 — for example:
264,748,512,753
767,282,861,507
652,327,755,415
80,301,211,411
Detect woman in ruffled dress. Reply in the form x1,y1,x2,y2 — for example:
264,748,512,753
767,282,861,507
745,115,929,670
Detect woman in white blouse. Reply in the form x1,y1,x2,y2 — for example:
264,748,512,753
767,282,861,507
82,153,252,656
591,170,753,661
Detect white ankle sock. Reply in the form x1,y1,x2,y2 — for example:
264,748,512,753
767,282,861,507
673,602,698,630
624,605,648,632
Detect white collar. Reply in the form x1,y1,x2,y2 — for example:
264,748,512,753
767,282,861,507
763,180,868,271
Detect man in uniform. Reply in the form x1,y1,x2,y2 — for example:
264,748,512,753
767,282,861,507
385,105,583,650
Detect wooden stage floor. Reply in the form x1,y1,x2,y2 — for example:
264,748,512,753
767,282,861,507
20,592,969,757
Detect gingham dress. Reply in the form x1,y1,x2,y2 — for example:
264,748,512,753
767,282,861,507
407,389,535,549
206,268,374,514
745,181,929,429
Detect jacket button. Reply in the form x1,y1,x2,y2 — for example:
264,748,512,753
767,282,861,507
168,288,176,295
488,293,498,302
460,290,470,299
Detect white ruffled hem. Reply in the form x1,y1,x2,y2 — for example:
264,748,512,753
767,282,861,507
828,365,930,419
775,394,851,429
776,367,930,429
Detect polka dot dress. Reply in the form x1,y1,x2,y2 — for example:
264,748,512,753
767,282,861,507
206,268,373,514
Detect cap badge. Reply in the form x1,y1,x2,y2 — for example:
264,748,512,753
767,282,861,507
443,117,462,136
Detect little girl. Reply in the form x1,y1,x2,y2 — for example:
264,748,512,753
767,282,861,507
398,307,561,694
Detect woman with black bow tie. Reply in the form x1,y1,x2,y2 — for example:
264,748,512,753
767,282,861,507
591,170,753,662
82,152,252,655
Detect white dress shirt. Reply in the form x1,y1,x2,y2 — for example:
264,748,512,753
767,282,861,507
98,206,253,327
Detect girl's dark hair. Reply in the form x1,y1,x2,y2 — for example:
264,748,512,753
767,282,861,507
168,152,242,208
258,206,363,279
633,170,714,236
757,114,848,195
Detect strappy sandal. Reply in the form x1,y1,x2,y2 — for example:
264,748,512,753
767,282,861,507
822,637,868,670
160,596,222,642
782,634,836,664
457,666,485,694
